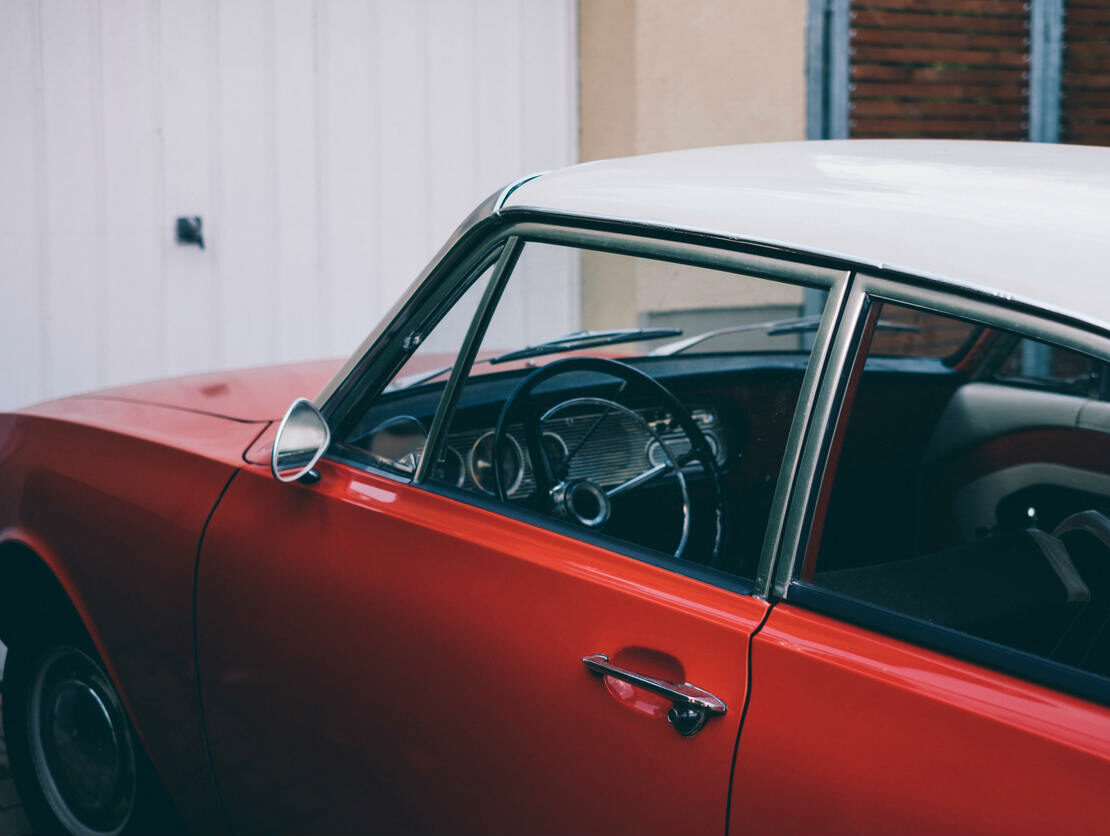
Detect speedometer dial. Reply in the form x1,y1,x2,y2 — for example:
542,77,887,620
469,432,524,496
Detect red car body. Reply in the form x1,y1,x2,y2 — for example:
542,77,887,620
3,142,1110,834
6,366,1110,834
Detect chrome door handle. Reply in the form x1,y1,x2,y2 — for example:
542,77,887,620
582,653,727,736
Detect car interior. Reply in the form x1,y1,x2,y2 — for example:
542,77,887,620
339,243,829,580
336,244,1110,681
809,302,1110,677
345,350,809,579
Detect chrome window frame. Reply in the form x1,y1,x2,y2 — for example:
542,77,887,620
772,270,1110,597
317,202,851,592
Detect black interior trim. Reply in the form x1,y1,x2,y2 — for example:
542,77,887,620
787,580,1110,707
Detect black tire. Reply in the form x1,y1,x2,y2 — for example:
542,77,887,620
2,609,181,836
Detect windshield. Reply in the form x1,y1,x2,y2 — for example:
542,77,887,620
384,245,821,395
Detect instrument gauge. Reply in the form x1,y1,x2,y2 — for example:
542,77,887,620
469,432,524,496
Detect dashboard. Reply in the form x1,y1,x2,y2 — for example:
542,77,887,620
351,401,727,499
340,353,811,573
431,403,727,498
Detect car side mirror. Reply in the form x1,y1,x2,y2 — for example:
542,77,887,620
272,398,331,483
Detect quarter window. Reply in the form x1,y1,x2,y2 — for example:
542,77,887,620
802,300,1110,681
995,336,1107,397
341,259,497,478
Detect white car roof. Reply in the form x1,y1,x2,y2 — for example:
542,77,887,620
504,140,1110,331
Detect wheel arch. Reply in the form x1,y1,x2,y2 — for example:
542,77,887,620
0,531,112,677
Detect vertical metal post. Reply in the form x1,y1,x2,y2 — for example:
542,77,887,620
806,0,829,140
827,0,852,140
806,0,851,141
1029,0,1065,143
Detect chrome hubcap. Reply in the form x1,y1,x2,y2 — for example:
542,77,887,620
29,649,136,835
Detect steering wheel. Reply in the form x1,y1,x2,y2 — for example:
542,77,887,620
492,356,725,565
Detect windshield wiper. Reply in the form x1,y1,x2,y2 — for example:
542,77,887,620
489,328,682,365
650,315,918,356
387,314,921,390
383,328,683,392
649,316,819,356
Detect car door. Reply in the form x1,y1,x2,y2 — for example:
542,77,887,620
197,455,765,834
728,279,1110,834
195,229,843,834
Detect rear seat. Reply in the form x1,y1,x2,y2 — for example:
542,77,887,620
1051,510,1110,673
814,528,1089,658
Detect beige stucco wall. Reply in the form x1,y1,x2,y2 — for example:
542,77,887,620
578,0,809,327
581,0,809,160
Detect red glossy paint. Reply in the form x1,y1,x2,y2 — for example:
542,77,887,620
4,364,1110,834
90,358,342,421
729,604,1110,835
0,395,272,831
195,456,769,834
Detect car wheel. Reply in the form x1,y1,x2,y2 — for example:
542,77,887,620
2,610,177,836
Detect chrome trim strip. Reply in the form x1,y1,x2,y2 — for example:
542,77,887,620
502,220,843,288
771,275,866,596
752,272,851,598
860,274,1110,364
500,206,1110,335
494,171,548,211
414,237,525,483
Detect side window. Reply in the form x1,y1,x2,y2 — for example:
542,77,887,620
994,335,1108,397
340,259,496,477
866,303,980,360
421,240,830,581
802,299,1110,681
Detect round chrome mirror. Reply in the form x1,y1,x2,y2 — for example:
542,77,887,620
271,398,331,483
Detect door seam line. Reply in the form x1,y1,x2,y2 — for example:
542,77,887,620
724,601,776,836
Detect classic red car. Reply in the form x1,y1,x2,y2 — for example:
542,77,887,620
3,140,1110,835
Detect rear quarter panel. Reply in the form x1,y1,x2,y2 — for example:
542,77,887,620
0,397,267,831
729,605,1110,834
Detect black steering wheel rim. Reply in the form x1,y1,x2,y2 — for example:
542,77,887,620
491,356,725,565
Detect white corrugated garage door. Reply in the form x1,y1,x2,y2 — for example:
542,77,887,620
0,0,578,411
